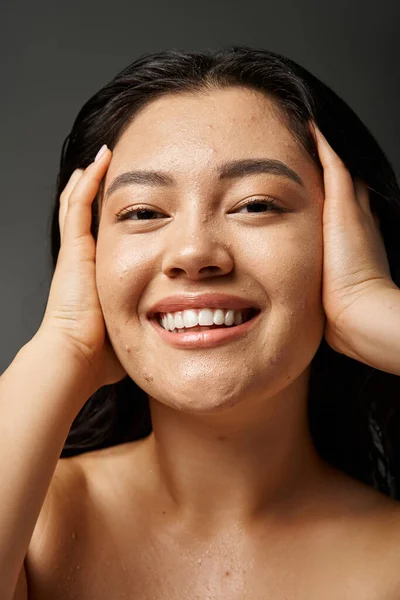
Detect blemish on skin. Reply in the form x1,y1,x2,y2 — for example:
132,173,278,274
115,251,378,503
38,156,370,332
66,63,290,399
144,373,153,383
162,510,166,515
71,532,76,540
125,345,131,354
217,436,227,441
225,571,230,576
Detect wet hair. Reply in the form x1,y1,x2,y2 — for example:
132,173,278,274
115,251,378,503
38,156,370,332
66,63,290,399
51,45,400,499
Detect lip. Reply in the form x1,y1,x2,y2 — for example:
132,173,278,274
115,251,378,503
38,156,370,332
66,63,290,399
147,293,261,318
148,309,261,349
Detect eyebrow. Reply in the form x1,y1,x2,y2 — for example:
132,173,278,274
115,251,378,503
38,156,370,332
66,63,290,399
102,158,305,204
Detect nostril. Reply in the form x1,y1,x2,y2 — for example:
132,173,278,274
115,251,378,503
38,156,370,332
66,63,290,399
199,266,224,275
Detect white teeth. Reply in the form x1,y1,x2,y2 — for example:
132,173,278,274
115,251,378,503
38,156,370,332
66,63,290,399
174,311,184,329
213,309,225,325
198,308,214,326
224,309,234,326
167,313,175,331
158,308,251,331
183,309,198,328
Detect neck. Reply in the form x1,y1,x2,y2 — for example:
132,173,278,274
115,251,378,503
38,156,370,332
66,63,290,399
145,368,330,534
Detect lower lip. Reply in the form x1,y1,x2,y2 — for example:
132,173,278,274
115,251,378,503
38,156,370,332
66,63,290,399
148,312,261,349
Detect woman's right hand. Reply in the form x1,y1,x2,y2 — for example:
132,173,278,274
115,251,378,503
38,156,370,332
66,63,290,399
36,145,127,391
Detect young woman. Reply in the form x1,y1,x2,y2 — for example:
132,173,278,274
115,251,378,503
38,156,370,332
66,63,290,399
3,46,400,599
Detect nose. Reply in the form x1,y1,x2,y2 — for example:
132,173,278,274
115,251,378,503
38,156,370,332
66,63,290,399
161,220,234,280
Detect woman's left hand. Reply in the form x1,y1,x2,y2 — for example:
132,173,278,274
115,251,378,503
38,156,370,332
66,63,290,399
311,122,400,375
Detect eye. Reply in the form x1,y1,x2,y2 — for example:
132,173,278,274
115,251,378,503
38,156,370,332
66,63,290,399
115,206,167,221
115,197,287,222
234,198,286,214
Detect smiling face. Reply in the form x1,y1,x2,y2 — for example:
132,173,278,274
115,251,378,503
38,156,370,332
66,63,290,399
95,86,325,414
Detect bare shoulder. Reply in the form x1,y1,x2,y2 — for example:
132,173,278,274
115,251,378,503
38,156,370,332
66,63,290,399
325,469,400,595
24,447,400,599
31,455,86,539
25,454,89,596
363,492,400,596
26,441,144,556
328,466,400,538
26,439,150,592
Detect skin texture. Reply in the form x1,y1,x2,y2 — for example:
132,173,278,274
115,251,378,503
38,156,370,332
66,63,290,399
94,86,331,529
25,87,400,600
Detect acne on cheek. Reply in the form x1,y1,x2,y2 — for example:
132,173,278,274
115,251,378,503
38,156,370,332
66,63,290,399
142,372,154,384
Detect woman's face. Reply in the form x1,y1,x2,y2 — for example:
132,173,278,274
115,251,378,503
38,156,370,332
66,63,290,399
96,87,325,413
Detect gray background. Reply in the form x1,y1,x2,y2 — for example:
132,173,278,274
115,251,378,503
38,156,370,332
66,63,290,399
1,0,399,373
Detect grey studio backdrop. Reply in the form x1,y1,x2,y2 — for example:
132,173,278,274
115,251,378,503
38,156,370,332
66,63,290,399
1,0,399,373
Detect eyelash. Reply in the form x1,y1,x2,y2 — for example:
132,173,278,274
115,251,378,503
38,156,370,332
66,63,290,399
115,198,286,221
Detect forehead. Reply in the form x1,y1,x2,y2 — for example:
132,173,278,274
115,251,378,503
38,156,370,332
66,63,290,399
106,87,314,186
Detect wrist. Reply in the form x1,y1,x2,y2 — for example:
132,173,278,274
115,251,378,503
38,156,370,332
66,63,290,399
17,334,100,412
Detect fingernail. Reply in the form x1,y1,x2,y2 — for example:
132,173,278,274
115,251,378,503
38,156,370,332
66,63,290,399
94,144,108,162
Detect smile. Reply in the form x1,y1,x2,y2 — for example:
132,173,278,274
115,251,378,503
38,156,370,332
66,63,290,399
149,307,261,349
158,307,257,333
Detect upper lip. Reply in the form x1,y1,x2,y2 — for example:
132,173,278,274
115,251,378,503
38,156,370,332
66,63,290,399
147,293,262,317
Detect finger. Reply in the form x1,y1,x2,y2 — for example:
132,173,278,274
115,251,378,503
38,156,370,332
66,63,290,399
309,122,358,217
62,146,111,246
353,178,371,214
59,169,84,244
353,178,383,235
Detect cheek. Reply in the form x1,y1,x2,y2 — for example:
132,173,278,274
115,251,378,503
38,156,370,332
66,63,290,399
254,221,325,372
95,235,157,317
240,218,323,308
277,235,322,306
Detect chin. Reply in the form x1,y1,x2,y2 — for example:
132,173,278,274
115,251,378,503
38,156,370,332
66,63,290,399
145,373,264,416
